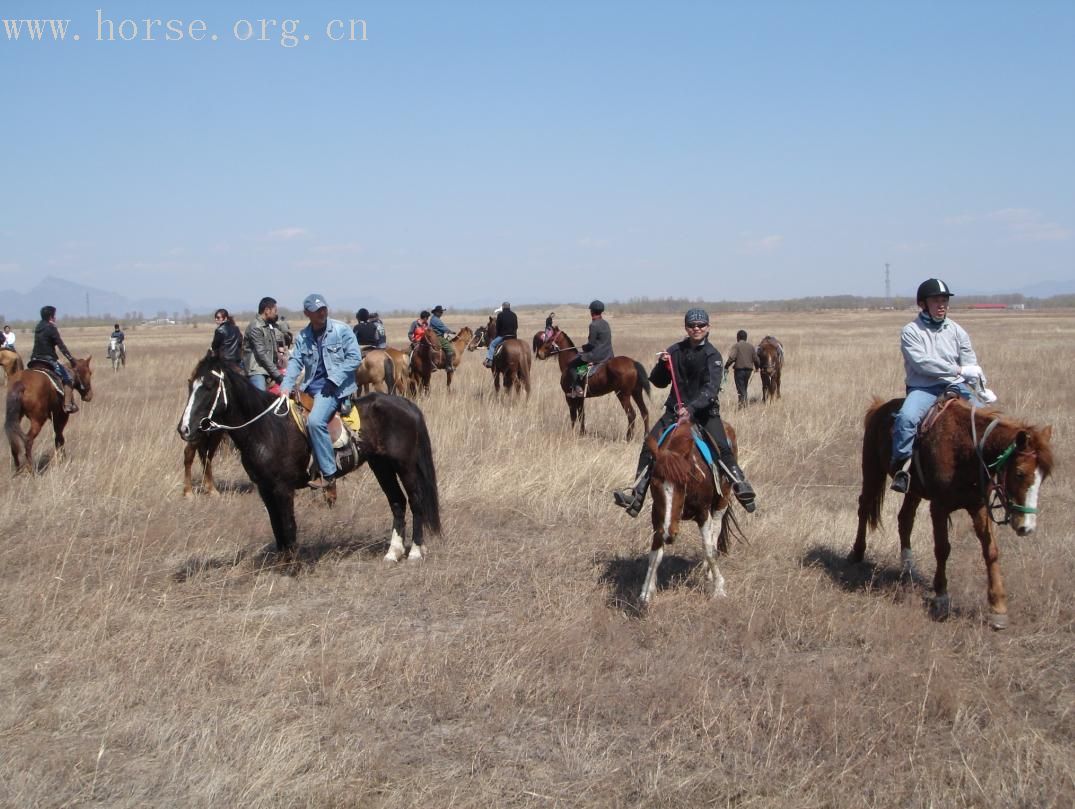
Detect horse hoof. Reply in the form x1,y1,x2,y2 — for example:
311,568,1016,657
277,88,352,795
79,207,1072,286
989,612,1009,631
930,595,951,621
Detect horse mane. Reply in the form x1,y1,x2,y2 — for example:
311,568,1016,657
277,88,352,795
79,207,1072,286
555,329,576,348
195,355,275,411
647,428,694,487
954,399,1055,479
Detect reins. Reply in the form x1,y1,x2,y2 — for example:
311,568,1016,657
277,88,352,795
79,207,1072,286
969,401,1037,525
199,370,290,433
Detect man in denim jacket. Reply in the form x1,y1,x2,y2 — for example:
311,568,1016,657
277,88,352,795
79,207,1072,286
280,293,362,489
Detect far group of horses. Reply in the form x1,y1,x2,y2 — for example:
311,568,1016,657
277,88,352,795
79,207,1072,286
1,320,1058,628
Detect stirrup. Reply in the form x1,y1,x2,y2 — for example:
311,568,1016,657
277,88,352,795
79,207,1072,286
308,473,338,490
612,488,643,518
731,480,756,513
890,470,910,494
64,402,79,413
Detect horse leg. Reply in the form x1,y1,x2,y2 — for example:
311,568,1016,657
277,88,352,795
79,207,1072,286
928,503,952,620
368,458,412,562
971,507,1009,629
23,417,45,474
578,399,586,435
52,411,69,462
617,392,636,441
633,388,649,436
897,494,921,575
182,442,198,497
701,510,727,598
640,533,665,608
259,483,297,554
203,433,222,495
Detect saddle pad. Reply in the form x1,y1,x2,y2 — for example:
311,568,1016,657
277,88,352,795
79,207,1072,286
290,395,360,449
657,424,714,465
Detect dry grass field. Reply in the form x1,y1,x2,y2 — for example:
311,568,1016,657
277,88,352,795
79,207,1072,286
1,309,1072,808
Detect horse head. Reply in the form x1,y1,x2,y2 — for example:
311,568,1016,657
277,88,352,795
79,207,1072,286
645,425,698,543
467,325,487,351
72,356,94,402
535,327,566,360
997,424,1054,536
177,356,252,441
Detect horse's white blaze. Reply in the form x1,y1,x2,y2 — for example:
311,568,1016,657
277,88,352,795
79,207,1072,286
180,379,203,436
384,528,406,563
661,482,675,542
1017,469,1042,533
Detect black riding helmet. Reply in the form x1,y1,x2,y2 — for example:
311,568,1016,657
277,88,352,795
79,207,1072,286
589,300,605,313
916,278,955,304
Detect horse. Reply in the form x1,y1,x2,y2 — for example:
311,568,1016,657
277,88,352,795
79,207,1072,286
1,348,24,383
490,338,532,399
183,430,226,496
408,326,473,395
355,349,405,396
5,357,94,474
756,336,783,402
108,338,126,371
177,356,441,561
535,328,651,440
531,331,546,355
640,418,742,607
849,396,1054,629
467,323,489,351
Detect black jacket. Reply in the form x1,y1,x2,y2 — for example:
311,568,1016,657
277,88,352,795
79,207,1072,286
211,321,243,365
649,337,724,417
353,321,379,347
31,320,75,364
495,309,518,339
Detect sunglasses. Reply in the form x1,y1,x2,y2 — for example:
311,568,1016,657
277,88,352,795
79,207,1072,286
686,322,709,329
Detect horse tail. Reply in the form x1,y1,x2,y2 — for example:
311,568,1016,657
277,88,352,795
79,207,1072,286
633,360,651,399
412,410,442,535
859,397,891,530
382,356,395,396
718,505,747,554
5,380,27,454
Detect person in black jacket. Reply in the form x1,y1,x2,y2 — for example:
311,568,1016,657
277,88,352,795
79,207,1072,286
210,309,243,367
353,308,379,351
30,305,80,413
483,301,518,368
613,308,756,517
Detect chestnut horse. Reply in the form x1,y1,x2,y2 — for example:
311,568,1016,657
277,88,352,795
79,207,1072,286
640,418,742,607
756,336,783,402
850,397,1054,629
5,358,94,473
490,338,532,399
535,328,651,440
1,348,24,382
408,326,473,394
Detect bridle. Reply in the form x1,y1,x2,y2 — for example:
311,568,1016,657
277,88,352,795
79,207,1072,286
198,369,289,433
970,408,1039,525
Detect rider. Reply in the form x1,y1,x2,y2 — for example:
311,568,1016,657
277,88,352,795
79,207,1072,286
613,308,757,516
890,278,994,494
724,329,756,407
243,297,286,392
1,324,16,351
30,305,80,413
429,305,457,376
353,308,379,352
280,293,362,490
568,300,613,397
408,311,431,345
544,311,556,341
484,301,518,368
370,313,387,349
210,309,244,367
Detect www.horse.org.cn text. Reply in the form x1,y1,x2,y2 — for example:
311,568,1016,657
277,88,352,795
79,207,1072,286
1,12,369,47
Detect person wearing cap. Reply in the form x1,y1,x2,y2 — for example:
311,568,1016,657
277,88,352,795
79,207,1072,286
613,308,757,516
724,329,757,407
428,305,457,374
353,308,379,352
484,301,518,368
408,311,431,345
280,294,362,489
243,297,285,391
567,300,613,397
889,278,994,494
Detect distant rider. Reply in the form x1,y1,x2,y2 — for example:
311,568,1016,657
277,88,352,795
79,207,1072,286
568,300,613,397
30,305,80,413
484,301,518,368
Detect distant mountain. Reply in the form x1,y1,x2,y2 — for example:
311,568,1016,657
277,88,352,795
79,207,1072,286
1017,279,1075,298
0,276,192,322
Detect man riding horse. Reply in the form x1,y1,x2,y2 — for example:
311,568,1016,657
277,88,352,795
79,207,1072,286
568,300,613,397
613,308,757,517
484,301,518,368
30,305,80,413
429,305,457,377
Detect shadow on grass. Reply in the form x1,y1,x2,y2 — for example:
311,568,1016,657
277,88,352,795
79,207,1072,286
597,551,701,617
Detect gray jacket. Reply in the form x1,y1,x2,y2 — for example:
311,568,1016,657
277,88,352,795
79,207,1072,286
243,315,282,382
578,317,613,364
901,312,978,389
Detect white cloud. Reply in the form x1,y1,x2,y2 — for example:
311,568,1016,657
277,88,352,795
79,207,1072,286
945,208,1070,242
266,226,310,241
738,234,784,255
311,242,363,255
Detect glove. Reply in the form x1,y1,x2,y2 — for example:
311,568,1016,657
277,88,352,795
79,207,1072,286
320,380,338,398
978,388,998,404
959,364,983,381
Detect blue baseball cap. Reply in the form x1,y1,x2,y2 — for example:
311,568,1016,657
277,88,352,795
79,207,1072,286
302,293,328,312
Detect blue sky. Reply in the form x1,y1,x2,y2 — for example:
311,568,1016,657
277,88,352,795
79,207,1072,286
1,0,1072,312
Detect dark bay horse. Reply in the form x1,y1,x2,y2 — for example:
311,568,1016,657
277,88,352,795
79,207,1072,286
1,348,24,382
5,358,94,473
408,326,473,395
535,328,650,440
756,336,783,402
640,418,742,607
850,397,1054,629
490,338,532,399
178,356,441,561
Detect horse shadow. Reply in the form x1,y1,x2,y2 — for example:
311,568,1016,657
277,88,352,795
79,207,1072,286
597,551,701,617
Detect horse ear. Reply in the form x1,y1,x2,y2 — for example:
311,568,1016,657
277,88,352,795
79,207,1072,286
1016,430,1028,450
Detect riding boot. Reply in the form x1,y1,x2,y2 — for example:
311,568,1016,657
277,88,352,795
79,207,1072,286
613,448,654,518
705,418,756,512
63,384,79,413
890,457,912,494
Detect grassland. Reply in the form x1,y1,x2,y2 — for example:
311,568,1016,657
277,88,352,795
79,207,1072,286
1,309,1072,808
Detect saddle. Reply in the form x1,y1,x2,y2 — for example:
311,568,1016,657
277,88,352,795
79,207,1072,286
907,391,961,485
27,360,65,393
292,392,364,479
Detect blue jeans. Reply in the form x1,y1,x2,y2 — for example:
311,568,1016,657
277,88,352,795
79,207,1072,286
249,374,267,391
891,382,971,464
485,335,506,363
308,393,341,477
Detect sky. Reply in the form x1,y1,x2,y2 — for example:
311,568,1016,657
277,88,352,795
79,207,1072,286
1,0,1072,313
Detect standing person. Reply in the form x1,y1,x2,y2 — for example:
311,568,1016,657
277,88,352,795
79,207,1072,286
613,308,757,516
370,313,387,349
428,305,457,375
352,308,379,351
280,294,362,489
724,329,757,407
243,297,285,391
30,305,80,413
1,324,16,351
568,300,613,397
210,309,243,366
408,311,431,345
889,278,994,493
484,301,518,368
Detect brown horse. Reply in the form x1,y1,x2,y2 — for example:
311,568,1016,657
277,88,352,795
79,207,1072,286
640,418,741,607
535,328,651,440
1,348,24,382
756,336,783,402
850,397,1054,629
5,358,94,473
355,349,406,396
183,431,225,496
408,326,473,394
490,338,532,399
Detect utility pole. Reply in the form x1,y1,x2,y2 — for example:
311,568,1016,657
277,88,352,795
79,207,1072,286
86,292,90,319
884,263,891,307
